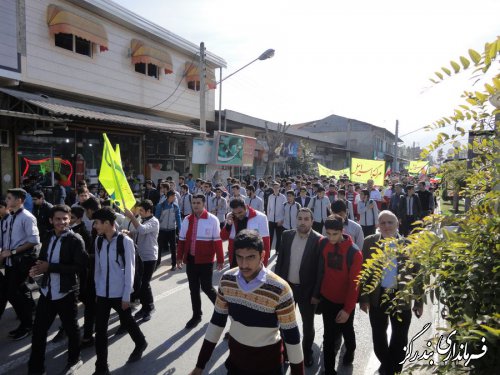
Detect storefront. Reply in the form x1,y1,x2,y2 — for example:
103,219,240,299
0,87,203,197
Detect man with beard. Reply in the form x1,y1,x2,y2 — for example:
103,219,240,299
275,208,322,367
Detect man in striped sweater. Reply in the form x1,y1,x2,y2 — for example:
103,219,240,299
189,229,304,375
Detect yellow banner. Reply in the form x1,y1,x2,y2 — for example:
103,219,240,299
408,161,429,175
317,163,350,179
99,134,136,210
350,158,385,186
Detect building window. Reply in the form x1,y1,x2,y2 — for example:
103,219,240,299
187,81,200,91
135,62,159,79
55,33,92,57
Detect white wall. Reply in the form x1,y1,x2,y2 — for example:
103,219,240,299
0,0,20,73
23,0,215,121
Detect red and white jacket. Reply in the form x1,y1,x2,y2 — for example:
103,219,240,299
177,210,224,265
220,206,271,266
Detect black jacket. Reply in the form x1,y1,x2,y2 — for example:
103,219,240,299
275,229,322,304
38,230,88,295
33,201,53,235
398,194,422,219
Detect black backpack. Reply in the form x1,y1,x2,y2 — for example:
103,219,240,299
317,237,359,270
96,233,135,269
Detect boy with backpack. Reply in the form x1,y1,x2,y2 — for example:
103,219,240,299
92,207,147,374
313,215,363,375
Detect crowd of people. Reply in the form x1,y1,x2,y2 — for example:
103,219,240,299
0,172,436,375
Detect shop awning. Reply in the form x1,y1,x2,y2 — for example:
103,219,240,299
0,88,205,135
131,39,173,74
47,4,108,52
185,62,216,90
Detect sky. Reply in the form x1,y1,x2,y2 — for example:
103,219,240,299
113,0,499,148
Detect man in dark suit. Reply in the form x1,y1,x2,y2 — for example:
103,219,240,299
360,210,423,375
143,180,160,207
295,187,311,208
275,207,322,367
398,185,422,236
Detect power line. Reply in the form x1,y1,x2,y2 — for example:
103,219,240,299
147,54,198,110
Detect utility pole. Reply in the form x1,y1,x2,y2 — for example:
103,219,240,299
199,42,206,139
393,119,399,172
346,118,351,168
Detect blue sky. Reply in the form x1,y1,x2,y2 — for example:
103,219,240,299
113,0,499,149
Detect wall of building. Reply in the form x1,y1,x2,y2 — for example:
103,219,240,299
23,0,215,121
0,122,15,194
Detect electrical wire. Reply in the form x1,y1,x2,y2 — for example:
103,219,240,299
147,54,199,110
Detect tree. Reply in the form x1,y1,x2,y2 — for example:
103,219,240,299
288,140,315,174
263,121,290,177
437,148,445,164
360,37,499,374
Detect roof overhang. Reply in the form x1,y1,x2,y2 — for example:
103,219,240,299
0,87,205,136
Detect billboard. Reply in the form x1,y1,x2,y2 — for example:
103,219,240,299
214,132,257,166
192,138,214,164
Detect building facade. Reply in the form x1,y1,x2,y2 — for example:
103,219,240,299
0,0,226,195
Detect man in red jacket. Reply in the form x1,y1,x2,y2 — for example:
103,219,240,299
177,194,224,329
220,197,270,267
313,215,363,375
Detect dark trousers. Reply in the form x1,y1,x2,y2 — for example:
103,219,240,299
28,292,80,372
312,221,324,234
80,283,96,339
401,215,417,236
0,271,7,318
361,225,376,237
131,254,143,302
138,260,156,312
225,359,284,375
369,293,412,375
322,299,355,374
342,309,356,353
186,255,217,318
95,297,145,370
4,265,34,329
289,283,316,359
268,221,284,251
159,229,177,267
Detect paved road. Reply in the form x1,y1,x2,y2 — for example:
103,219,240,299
0,246,435,375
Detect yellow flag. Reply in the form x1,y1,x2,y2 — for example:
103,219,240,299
99,134,136,210
350,158,385,186
408,161,429,175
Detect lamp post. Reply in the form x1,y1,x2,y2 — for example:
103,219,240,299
217,48,275,131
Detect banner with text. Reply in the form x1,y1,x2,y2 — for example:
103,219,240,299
317,163,351,179
407,161,429,175
351,158,386,186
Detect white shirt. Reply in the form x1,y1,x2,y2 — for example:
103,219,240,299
266,193,286,223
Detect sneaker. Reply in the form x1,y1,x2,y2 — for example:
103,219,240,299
127,341,148,363
142,312,152,322
80,336,95,349
52,327,66,343
61,359,83,375
170,266,176,271
12,327,31,341
185,316,201,329
134,309,146,320
342,350,354,365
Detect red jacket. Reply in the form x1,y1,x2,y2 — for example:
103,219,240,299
319,234,363,314
220,206,271,265
177,210,224,265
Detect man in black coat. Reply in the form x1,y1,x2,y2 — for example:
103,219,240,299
275,207,322,367
398,185,422,236
32,191,53,236
28,204,88,374
143,180,160,206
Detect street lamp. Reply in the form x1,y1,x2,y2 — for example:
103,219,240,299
217,48,275,131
